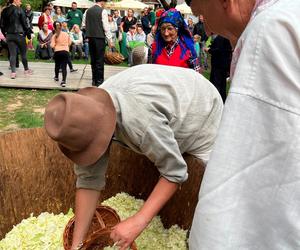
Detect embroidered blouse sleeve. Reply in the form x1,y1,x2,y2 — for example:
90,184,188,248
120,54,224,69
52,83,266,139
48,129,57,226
188,55,201,73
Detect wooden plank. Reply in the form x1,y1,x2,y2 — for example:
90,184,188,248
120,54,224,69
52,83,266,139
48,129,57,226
0,61,127,90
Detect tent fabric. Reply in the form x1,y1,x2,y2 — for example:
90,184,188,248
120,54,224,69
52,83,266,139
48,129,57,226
105,0,148,11
175,3,192,14
51,0,94,9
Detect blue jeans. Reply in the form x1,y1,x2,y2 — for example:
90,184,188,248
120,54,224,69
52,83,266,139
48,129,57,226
83,42,89,59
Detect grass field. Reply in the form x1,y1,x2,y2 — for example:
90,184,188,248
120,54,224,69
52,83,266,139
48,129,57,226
0,88,60,132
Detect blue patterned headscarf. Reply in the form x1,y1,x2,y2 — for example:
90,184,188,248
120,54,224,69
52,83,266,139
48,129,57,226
153,8,197,62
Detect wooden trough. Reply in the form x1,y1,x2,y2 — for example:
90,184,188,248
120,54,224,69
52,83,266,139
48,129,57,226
0,128,205,239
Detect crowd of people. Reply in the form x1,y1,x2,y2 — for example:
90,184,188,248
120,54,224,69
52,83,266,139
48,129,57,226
0,0,232,98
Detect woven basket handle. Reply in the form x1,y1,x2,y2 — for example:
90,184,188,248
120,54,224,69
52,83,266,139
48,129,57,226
82,228,138,250
95,210,106,229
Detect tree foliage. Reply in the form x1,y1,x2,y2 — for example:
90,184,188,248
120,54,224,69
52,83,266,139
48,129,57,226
0,0,44,10
157,0,177,10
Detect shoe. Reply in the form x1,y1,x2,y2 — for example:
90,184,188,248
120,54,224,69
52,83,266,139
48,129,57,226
70,68,78,73
54,77,59,82
60,81,66,87
24,69,33,75
10,72,16,79
95,80,103,87
0,72,3,76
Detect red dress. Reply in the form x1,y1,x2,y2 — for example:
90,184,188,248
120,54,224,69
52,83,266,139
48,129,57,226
152,42,191,68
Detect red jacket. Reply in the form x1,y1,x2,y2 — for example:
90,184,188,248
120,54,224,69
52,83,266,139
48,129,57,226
152,42,190,69
38,13,53,31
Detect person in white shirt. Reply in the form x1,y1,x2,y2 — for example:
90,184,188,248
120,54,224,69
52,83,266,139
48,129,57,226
126,25,136,43
126,25,136,66
113,10,122,40
146,25,156,47
135,24,146,42
81,0,113,86
186,0,300,249
108,14,118,45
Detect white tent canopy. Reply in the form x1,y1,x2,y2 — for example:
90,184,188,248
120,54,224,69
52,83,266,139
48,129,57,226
51,0,94,9
175,2,192,14
105,0,148,11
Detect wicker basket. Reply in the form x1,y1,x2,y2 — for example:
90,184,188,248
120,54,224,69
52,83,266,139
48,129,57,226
63,205,121,250
83,228,138,250
104,51,125,65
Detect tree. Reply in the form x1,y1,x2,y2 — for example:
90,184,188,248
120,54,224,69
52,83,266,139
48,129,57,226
23,0,44,10
0,0,43,10
158,0,177,10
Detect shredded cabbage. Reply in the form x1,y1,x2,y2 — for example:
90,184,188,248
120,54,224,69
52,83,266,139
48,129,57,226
0,193,187,250
102,193,187,250
0,209,74,250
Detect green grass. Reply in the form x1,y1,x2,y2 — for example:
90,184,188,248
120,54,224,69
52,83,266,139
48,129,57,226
0,88,60,131
14,110,44,128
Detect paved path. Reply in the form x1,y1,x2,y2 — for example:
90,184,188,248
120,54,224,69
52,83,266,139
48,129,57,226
0,61,127,90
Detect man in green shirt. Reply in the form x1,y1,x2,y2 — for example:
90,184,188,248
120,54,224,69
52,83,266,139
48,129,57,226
66,2,83,30
149,7,156,26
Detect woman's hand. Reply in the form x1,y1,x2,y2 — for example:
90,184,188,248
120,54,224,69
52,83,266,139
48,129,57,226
110,213,148,250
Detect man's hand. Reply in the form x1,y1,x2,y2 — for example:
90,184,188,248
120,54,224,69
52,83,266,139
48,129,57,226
108,40,115,48
110,213,148,250
110,177,178,249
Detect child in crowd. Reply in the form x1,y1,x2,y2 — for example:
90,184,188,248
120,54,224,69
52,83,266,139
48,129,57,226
193,34,201,60
135,25,146,42
61,19,77,72
61,19,69,33
126,25,136,44
51,21,72,87
126,25,137,66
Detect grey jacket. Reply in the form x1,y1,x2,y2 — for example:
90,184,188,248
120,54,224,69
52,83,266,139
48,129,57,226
75,64,223,191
